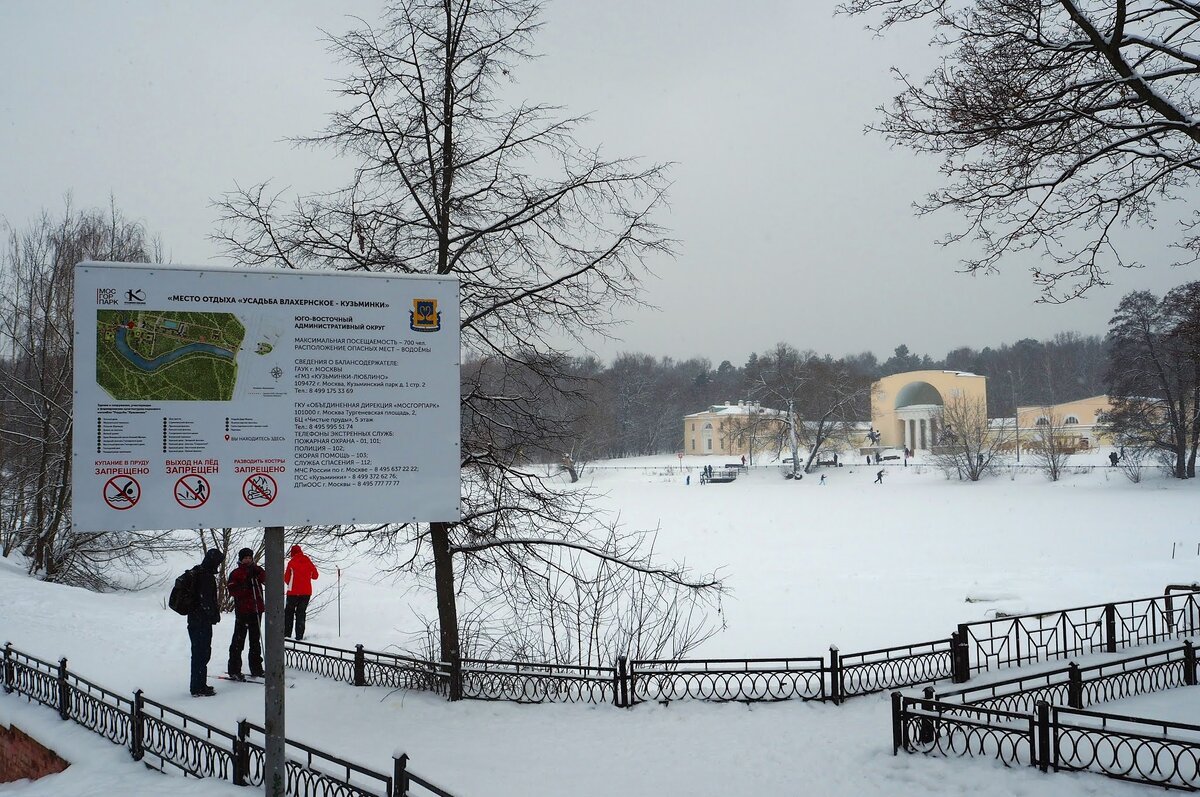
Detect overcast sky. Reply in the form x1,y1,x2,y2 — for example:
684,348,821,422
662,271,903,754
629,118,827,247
2,1,1194,367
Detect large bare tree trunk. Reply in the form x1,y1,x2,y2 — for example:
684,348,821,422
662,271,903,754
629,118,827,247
429,521,461,699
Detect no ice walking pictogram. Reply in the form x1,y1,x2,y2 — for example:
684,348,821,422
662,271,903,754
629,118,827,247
103,476,140,510
174,475,211,509
242,473,277,507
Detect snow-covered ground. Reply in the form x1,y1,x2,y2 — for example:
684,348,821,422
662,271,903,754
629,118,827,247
2,449,1198,796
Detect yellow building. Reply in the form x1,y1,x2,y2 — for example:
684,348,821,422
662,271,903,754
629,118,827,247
683,401,790,457
871,370,988,451
1015,395,1115,450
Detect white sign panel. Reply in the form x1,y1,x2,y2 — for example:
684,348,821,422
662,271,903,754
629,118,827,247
72,262,460,531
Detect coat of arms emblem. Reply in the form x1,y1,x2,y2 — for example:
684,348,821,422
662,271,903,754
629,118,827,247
410,299,441,332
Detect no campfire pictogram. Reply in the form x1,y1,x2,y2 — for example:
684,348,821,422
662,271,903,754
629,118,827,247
103,475,140,511
242,473,277,507
174,475,211,509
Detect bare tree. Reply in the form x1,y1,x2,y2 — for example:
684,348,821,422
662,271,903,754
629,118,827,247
932,394,1011,481
1103,283,1200,478
0,199,177,588
746,344,873,474
1027,409,1074,481
840,0,1200,301
215,0,719,695
1114,437,1152,483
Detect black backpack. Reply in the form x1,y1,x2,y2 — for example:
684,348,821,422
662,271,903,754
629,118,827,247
168,567,198,615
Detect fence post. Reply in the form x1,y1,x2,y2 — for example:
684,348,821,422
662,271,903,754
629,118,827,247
828,646,842,705
1067,662,1082,709
57,657,69,720
1036,700,1051,773
354,644,366,687
2,643,12,694
890,691,904,755
919,686,936,744
130,690,144,762
1186,640,1197,687
615,656,629,708
952,625,970,683
393,752,410,797
1104,603,1117,653
233,718,249,786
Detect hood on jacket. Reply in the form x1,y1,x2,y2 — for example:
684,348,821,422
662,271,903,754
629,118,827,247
289,545,303,557
201,548,225,572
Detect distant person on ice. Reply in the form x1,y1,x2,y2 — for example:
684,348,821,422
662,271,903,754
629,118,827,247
874,469,885,484
187,548,224,697
285,545,320,640
226,547,265,680
1109,451,1119,466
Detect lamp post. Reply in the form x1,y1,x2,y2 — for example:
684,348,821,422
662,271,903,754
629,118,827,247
1007,370,1020,463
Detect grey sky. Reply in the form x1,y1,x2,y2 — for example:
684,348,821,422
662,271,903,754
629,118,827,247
2,1,1192,367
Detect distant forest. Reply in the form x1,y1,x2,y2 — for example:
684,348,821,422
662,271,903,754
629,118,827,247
502,332,1107,461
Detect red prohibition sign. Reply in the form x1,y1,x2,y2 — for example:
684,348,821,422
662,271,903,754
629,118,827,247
174,475,211,509
242,473,277,507
103,475,140,510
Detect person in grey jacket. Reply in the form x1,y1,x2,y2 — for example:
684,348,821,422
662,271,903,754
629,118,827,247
188,548,224,696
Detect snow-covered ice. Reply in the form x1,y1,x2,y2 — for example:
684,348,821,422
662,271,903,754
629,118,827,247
1,449,1197,795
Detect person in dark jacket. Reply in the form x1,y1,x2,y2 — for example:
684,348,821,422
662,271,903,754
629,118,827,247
284,545,319,640
188,548,224,697
227,547,266,680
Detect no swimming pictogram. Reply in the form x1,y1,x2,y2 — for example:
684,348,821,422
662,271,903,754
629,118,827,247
174,475,211,509
103,475,140,511
242,473,277,507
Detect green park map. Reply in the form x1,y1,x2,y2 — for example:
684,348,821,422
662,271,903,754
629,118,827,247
96,310,245,401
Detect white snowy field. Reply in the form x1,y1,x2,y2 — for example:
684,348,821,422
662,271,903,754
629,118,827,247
2,448,1199,796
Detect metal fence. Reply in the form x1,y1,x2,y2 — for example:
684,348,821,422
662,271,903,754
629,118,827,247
276,586,1200,710
630,657,826,703
891,693,1036,767
895,696,1200,791
1,642,456,797
1049,705,1200,790
955,590,1200,679
936,643,1197,715
894,637,1200,790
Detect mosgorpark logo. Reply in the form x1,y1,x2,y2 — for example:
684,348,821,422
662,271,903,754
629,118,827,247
124,288,146,304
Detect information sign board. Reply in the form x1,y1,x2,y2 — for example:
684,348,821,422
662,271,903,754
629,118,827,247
73,262,460,531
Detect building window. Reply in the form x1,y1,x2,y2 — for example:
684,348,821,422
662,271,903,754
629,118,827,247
691,438,695,450
1064,416,1079,425
1035,416,1049,426
706,438,712,450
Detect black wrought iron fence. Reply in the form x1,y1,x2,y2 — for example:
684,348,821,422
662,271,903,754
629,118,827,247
138,693,238,780
240,720,394,797
2,645,60,711
1,641,458,797
897,694,1200,791
285,638,358,684
937,642,1198,715
891,693,1036,767
460,658,616,704
273,586,1200,709
629,657,826,703
831,638,955,703
955,590,1200,680
1048,705,1200,789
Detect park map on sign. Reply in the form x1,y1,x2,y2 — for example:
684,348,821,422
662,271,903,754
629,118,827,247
96,310,245,401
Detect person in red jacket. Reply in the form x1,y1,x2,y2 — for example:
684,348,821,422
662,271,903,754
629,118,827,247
284,544,319,640
226,547,265,680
